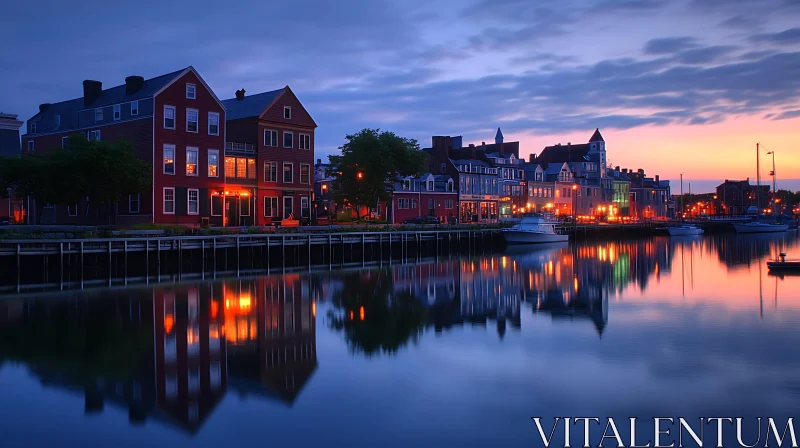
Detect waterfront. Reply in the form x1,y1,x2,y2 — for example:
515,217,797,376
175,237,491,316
1,233,799,447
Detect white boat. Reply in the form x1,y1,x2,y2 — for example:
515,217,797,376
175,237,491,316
502,216,569,244
733,222,789,233
666,224,704,236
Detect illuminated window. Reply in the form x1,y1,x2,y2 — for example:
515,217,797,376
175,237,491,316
163,144,175,174
225,157,236,179
236,157,247,178
186,147,198,176
187,324,200,356
208,150,219,177
247,159,256,179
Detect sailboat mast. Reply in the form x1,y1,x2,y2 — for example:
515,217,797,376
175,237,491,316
680,173,684,220
756,143,761,214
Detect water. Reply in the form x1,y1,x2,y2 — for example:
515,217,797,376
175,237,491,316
1,233,799,447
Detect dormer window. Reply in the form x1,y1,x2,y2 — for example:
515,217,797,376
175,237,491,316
427,179,434,191
284,106,291,119
95,108,104,122
447,180,454,192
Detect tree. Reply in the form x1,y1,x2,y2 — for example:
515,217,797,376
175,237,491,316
328,129,427,220
0,136,151,224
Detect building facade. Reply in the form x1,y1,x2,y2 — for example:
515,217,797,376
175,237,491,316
20,67,226,226
390,173,457,224
715,179,770,215
0,113,23,223
224,87,316,226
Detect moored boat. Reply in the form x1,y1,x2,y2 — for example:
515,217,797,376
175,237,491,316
502,216,568,244
767,253,800,272
733,222,788,233
665,224,704,236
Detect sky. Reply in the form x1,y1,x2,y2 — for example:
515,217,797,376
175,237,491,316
2,0,800,193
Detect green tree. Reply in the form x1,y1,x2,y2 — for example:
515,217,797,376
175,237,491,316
328,129,427,220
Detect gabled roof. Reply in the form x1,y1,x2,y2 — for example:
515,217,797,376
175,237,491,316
495,127,503,142
589,128,604,142
535,143,590,164
222,88,284,121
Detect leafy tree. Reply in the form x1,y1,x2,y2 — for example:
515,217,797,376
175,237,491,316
328,129,427,220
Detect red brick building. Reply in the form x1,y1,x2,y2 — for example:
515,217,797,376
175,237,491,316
390,173,457,224
224,88,316,226
20,66,226,225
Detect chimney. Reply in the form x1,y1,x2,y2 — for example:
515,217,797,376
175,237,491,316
529,154,536,163
655,175,660,183
125,76,145,95
82,80,102,106
622,168,628,174
38,103,51,113
638,168,644,174
468,143,475,148
615,166,620,171
235,89,246,100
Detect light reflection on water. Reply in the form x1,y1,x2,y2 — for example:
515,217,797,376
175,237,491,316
0,233,799,447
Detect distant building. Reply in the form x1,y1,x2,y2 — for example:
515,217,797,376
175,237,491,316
627,169,671,219
716,179,770,215
534,129,607,180
0,113,23,223
390,173,457,224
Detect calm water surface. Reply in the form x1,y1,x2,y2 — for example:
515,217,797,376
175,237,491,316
1,233,799,447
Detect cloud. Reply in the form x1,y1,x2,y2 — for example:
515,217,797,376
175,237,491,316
643,37,699,55
718,15,758,29
751,27,800,45
673,46,739,64
771,110,800,120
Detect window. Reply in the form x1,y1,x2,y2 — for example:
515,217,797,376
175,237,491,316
186,83,196,99
30,122,36,134
427,180,434,191
236,157,247,178
163,145,175,174
62,136,69,149
411,198,418,209
283,163,293,183
188,189,199,215
447,180,454,192
441,163,447,173
164,105,176,129
27,141,34,152
130,101,138,116
208,150,219,177
247,159,256,179
301,197,309,218
445,200,454,209
164,188,175,214
264,197,279,217
129,194,140,213
299,133,310,150
95,108,104,122
67,204,78,216
264,162,277,182
225,157,236,179
283,131,293,148
186,108,198,133
283,196,293,219
300,164,310,184
186,147,198,176
211,195,222,216
428,199,435,210
240,196,251,216
208,112,219,135
55,115,61,128
264,129,278,147
284,106,291,119
113,104,121,120
88,130,101,141
398,198,410,209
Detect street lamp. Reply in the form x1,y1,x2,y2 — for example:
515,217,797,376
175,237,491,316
572,184,578,218
766,151,776,215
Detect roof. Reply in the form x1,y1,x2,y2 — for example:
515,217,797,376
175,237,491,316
589,128,604,142
26,67,189,134
450,158,491,167
495,127,504,142
222,89,284,120
536,143,590,164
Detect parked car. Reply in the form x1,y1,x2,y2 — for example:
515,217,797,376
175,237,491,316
403,216,440,225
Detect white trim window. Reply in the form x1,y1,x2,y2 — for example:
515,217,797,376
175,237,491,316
186,147,198,176
163,144,175,175
88,130,101,141
283,131,293,148
398,198,410,209
129,194,140,213
300,196,309,218
61,136,69,149
186,83,196,99
164,188,175,214
264,161,278,182
264,129,278,147
95,108,104,122
445,199,454,209
27,140,34,152
264,197,279,218
299,133,311,150
283,162,293,183
300,163,310,184
67,204,78,217
188,189,199,215
284,106,291,119
208,112,219,136
208,149,219,177
186,108,198,133
130,100,139,116
164,105,176,129
283,196,293,219
113,104,121,121
427,179,434,191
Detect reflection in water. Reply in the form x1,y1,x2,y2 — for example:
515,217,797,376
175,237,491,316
0,232,798,444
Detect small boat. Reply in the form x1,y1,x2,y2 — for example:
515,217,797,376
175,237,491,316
502,216,568,244
767,253,800,272
664,224,704,236
733,222,789,233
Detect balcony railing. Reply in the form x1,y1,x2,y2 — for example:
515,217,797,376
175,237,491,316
225,142,256,153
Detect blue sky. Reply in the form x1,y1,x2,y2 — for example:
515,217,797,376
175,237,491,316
2,0,800,192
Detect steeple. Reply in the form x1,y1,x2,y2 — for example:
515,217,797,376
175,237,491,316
589,128,604,143
495,127,504,144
